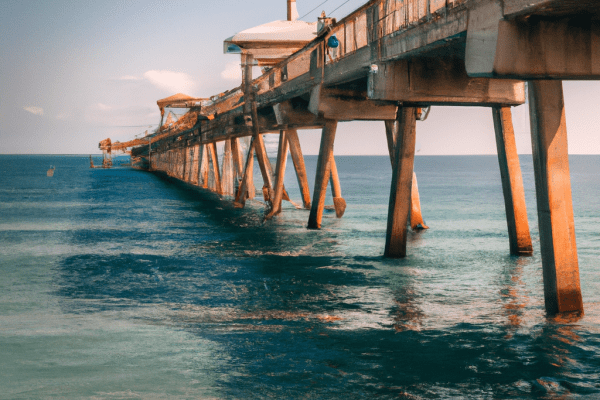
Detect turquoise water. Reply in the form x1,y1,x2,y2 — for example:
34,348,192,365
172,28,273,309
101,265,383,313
1,154,599,399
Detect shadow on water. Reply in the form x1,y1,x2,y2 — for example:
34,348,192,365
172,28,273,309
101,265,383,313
49,167,600,399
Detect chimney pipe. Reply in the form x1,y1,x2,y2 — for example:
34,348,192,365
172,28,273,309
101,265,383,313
287,0,299,21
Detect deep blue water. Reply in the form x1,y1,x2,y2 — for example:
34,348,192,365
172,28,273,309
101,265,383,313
1,154,599,399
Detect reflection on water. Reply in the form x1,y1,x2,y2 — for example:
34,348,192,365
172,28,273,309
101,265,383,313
501,257,530,338
1,155,600,399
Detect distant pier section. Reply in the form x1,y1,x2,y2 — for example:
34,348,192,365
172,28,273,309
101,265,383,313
98,0,600,315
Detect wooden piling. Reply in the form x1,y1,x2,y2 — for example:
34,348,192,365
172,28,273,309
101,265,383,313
231,138,244,187
222,139,234,195
528,80,583,314
329,156,346,218
235,137,256,206
308,120,338,229
409,172,428,230
492,106,533,255
182,147,189,181
287,129,311,209
384,120,397,164
255,132,274,202
199,144,209,189
266,130,290,218
191,144,200,185
385,118,428,231
209,142,222,194
384,108,417,257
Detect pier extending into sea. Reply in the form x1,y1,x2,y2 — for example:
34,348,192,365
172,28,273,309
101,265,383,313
99,0,600,315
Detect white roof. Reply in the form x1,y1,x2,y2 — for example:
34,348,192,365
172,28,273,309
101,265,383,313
228,20,317,44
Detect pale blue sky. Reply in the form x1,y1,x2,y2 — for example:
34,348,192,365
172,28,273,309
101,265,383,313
1,0,599,155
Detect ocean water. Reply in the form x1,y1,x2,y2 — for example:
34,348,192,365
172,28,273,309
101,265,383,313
1,154,599,399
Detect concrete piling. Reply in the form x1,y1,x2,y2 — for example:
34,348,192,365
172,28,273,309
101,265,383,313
385,108,417,258
492,106,533,255
528,80,583,314
308,120,338,229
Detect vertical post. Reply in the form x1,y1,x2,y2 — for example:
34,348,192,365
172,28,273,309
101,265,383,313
254,129,274,202
209,142,222,194
167,150,172,176
191,144,200,185
235,137,256,206
222,139,234,195
308,120,338,229
409,172,428,230
529,80,583,314
329,156,346,218
148,137,152,170
243,54,254,115
384,120,397,166
493,106,533,255
266,130,289,218
231,138,244,185
384,107,417,258
385,118,428,231
183,147,189,181
287,129,311,209
198,144,209,189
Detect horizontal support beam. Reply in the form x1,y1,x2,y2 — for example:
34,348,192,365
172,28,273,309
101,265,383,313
369,56,525,106
467,13,600,79
309,86,397,121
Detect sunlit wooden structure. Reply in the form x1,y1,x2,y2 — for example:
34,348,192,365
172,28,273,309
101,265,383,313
99,0,600,315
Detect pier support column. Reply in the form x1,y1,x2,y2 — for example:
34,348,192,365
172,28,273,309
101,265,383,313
222,140,234,195
255,133,274,203
409,172,428,230
231,138,244,191
492,106,533,255
529,80,583,314
183,147,189,181
385,119,428,231
198,144,209,189
235,137,256,207
208,142,222,194
308,120,337,229
191,145,200,185
385,108,417,258
329,157,346,218
266,130,290,218
287,129,311,209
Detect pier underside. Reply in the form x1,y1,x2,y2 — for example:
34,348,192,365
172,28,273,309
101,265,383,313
102,0,600,315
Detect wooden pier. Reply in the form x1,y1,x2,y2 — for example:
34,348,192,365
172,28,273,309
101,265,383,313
100,0,600,315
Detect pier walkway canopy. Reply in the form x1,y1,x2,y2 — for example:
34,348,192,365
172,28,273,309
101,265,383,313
223,18,317,66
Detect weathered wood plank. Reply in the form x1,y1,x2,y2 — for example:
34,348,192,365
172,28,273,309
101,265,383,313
310,86,397,121
492,106,532,255
308,120,338,229
235,137,256,206
209,142,222,194
222,139,234,196
369,56,525,106
329,156,346,218
385,107,417,257
266,130,289,218
287,129,311,209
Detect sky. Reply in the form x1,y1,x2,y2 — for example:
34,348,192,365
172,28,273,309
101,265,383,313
1,0,599,155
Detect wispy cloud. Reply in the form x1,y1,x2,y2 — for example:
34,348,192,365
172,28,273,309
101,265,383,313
96,103,112,110
119,75,144,81
23,106,44,116
220,62,242,81
56,112,71,120
143,70,196,93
